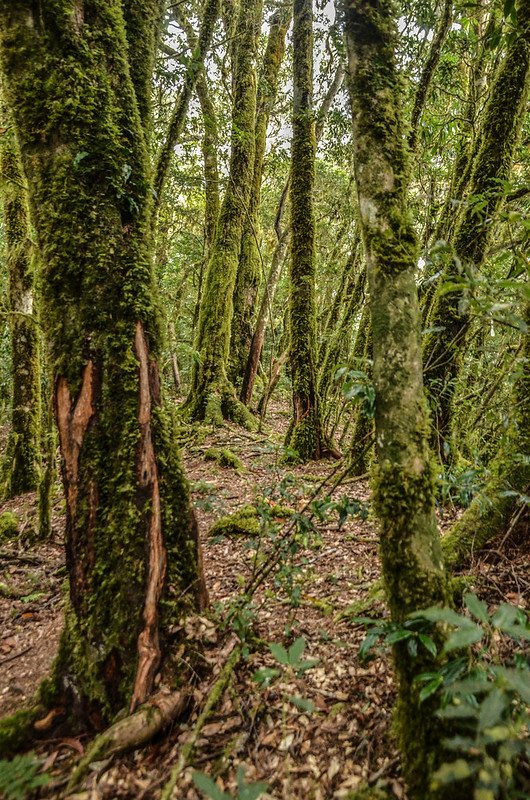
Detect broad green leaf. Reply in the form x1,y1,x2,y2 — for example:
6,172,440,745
442,623,484,653
269,642,289,665
296,658,319,673
410,607,471,627
252,667,280,686
288,637,306,664
502,668,530,704
193,771,230,800
386,629,413,644
478,688,508,731
419,675,443,702
491,603,521,630
437,702,477,720
418,634,438,656
432,758,473,786
289,695,316,713
463,593,489,624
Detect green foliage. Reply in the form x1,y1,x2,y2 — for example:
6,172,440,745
0,753,50,800
209,505,260,538
193,765,268,800
334,366,376,419
437,462,488,508
354,595,530,799
0,511,18,542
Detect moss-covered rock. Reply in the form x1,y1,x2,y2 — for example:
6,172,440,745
0,511,19,542
209,503,293,538
204,447,244,471
210,505,260,538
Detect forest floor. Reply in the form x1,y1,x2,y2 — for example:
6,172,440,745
0,402,529,799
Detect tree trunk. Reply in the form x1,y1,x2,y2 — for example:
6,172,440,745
0,0,206,722
344,0,449,795
442,303,530,568
185,0,262,428
154,0,220,211
286,0,328,462
229,7,290,385
0,105,41,497
239,61,345,407
423,0,530,458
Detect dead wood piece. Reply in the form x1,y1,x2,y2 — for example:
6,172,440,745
65,689,188,795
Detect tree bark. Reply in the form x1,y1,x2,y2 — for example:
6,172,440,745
423,0,530,458
344,0,449,794
0,105,41,497
229,7,291,385
286,0,329,461
0,0,206,722
185,0,263,428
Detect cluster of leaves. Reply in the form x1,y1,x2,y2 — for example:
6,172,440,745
0,752,50,800
355,594,530,799
437,462,489,509
193,765,267,800
334,366,375,419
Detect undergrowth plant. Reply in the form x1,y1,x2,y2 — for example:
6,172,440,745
0,752,50,800
353,594,530,799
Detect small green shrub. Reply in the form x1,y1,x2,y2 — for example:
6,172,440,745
354,594,530,799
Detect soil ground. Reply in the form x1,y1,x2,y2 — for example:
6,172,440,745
0,403,528,799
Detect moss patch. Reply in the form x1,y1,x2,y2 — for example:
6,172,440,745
0,511,19,543
204,447,244,471
209,503,293,538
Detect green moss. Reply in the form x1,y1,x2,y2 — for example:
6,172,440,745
423,0,530,456
285,0,327,463
186,0,262,425
229,7,290,384
209,506,261,538
0,708,39,759
0,511,19,542
0,104,41,497
209,503,293,538
0,0,203,718
204,447,244,471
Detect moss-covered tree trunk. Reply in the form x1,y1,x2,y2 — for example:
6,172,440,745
229,8,290,385
442,302,530,568
239,61,344,407
0,106,41,497
0,0,206,722
318,248,365,403
344,0,449,794
185,0,262,427
286,0,329,461
423,0,530,458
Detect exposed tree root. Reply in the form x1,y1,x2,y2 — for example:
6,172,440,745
65,689,189,794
